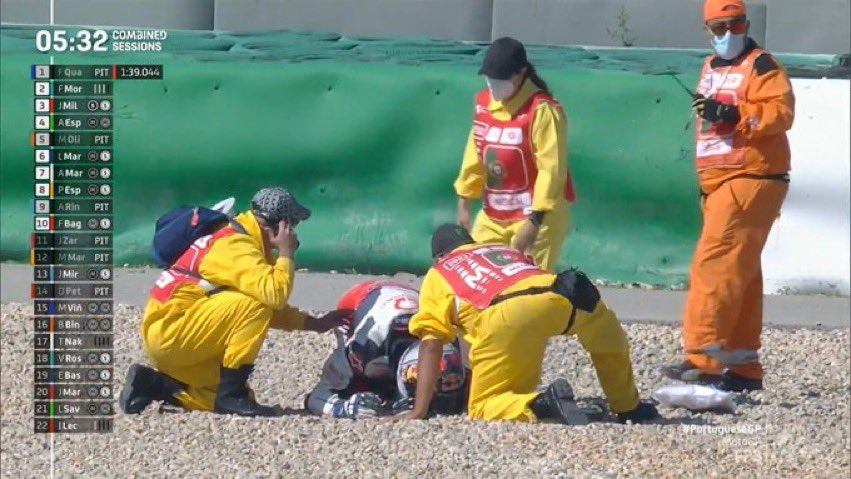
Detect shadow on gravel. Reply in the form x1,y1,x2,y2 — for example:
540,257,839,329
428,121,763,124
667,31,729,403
585,413,721,427
735,395,766,407
154,404,313,417
579,396,735,426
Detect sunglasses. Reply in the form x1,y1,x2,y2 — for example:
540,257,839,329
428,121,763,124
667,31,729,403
706,17,748,36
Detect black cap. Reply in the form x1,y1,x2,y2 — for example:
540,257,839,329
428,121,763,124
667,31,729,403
251,187,311,225
431,223,475,259
478,37,529,80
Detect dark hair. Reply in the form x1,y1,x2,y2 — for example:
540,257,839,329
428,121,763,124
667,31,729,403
525,64,550,95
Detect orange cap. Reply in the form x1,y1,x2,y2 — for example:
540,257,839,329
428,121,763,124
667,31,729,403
704,0,747,22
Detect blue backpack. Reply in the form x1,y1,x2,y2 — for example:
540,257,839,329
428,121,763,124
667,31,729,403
151,205,245,269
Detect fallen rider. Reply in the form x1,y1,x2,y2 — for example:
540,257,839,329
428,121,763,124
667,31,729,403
305,280,469,418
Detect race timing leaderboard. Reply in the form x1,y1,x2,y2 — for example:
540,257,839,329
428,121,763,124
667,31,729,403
30,64,162,434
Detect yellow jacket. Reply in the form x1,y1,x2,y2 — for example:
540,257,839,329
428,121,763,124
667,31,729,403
409,243,556,346
143,211,306,335
454,79,569,213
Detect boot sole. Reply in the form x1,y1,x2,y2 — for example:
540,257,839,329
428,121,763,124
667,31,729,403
551,380,590,426
720,378,764,392
662,366,721,384
119,364,152,414
579,404,607,422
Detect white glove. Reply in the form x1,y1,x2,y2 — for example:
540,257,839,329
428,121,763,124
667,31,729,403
388,397,414,416
332,392,382,419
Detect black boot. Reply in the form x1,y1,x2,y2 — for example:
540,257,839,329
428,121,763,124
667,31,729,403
719,371,763,392
617,401,661,424
661,361,722,384
529,379,589,425
213,365,284,417
119,363,184,414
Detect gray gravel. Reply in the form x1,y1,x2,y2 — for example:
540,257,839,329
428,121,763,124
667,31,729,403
2,302,849,478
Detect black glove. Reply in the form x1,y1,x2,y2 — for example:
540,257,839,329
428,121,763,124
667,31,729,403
691,94,740,125
617,400,660,425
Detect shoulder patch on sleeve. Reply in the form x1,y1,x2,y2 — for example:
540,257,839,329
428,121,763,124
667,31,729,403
533,99,564,119
533,99,553,112
755,53,779,76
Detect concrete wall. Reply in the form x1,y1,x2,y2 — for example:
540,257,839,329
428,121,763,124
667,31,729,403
214,0,494,42
754,0,851,54
0,0,49,24
0,0,214,29
491,0,765,49
763,78,851,295
1,0,847,54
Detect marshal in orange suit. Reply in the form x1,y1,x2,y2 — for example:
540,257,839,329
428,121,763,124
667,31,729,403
664,0,794,392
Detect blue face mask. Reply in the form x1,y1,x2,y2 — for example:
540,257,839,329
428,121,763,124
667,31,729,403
712,31,746,60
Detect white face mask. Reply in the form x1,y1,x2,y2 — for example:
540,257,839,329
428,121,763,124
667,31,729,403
711,31,746,60
486,77,516,101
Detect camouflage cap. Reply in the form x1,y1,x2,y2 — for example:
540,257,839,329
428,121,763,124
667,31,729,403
250,187,311,225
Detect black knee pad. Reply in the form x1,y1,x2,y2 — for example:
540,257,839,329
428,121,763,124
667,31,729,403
553,269,601,313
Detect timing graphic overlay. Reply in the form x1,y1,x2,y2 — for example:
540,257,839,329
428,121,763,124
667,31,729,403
30,63,162,433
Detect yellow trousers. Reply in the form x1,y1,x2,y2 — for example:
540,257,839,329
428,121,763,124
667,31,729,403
472,199,571,272
142,291,273,411
467,292,640,421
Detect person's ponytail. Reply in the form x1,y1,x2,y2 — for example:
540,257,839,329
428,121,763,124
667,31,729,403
525,64,550,95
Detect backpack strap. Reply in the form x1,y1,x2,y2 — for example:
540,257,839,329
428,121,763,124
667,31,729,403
227,218,247,235
489,286,553,307
170,218,248,296
169,267,225,296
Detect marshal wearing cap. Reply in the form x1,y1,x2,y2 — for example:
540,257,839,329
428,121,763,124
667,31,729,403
704,0,747,21
478,37,530,80
431,223,475,259
251,187,311,226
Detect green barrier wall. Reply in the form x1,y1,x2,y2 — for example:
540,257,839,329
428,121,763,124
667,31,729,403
1,27,845,285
